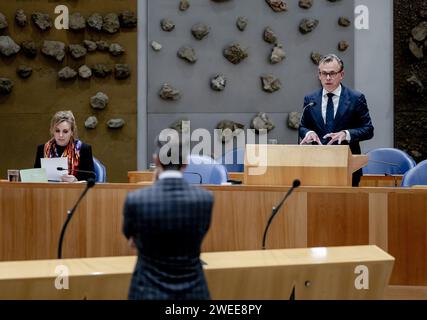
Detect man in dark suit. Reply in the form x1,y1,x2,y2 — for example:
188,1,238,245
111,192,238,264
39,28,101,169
299,54,374,186
122,134,213,300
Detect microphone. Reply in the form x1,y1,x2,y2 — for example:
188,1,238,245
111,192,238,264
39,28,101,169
262,179,301,250
57,167,96,179
297,101,316,144
183,171,203,184
57,178,96,259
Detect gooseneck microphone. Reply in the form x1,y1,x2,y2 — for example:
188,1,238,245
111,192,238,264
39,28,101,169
262,179,301,250
297,102,316,144
57,178,96,259
57,167,96,179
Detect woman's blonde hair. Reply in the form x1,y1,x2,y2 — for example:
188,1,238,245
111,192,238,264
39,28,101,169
50,110,78,139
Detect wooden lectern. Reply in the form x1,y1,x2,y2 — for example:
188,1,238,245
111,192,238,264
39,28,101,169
244,144,368,186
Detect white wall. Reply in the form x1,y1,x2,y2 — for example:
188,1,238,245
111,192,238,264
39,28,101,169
354,0,394,152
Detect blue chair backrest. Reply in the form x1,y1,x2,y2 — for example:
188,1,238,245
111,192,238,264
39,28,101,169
183,155,228,184
362,148,416,175
217,148,245,173
401,160,427,187
93,157,107,182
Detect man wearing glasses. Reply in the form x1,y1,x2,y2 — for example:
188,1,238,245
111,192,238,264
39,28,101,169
299,54,374,186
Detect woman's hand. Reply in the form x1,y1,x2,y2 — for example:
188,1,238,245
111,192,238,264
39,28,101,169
61,174,78,183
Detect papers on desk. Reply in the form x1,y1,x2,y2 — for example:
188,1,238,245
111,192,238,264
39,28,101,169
41,157,68,182
19,168,48,182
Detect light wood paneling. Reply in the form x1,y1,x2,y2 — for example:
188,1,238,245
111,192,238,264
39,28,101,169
307,192,369,247
369,193,388,251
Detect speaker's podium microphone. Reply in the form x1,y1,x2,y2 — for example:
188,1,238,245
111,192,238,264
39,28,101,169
57,177,96,259
262,179,301,250
297,101,316,144
57,167,97,179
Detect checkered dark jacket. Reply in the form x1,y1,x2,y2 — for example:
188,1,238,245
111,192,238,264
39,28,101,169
123,177,214,300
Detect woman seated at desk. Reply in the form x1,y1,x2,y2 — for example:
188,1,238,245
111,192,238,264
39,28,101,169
34,110,94,182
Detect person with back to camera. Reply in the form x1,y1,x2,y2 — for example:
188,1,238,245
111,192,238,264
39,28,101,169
122,133,214,300
299,54,374,186
34,110,95,182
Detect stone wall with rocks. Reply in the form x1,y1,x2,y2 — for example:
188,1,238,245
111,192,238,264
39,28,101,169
394,0,427,162
0,0,137,182
145,0,355,164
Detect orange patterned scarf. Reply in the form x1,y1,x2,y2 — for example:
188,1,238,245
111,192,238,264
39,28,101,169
44,138,82,176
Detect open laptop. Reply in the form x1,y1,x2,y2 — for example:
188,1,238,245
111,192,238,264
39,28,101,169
19,168,48,183
40,157,68,182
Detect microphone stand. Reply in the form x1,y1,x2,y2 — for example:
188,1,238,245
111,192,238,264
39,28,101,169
262,180,300,250
297,102,316,144
57,178,95,259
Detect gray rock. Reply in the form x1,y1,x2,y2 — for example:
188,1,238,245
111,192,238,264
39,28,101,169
41,40,66,62
103,13,120,34
92,64,112,77
119,11,137,28
96,40,110,51
311,51,322,65
288,112,301,130
216,120,245,143
109,43,125,56
236,16,248,31
15,9,27,27
412,21,427,42
169,119,190,134
177,46,197,63
265,0,288,12
411,150,422,158
191,23,210,40
263,27,278,44
0,78,13,95
211,74,227,91
0,36,21,57
114,64,131,79
179,0,190,11
21,40,37,58
16,65,32,79
87,13,103,31
270,44,286,64
69,12,86,31
159,83,181,101
299,18,319,34
298,0,313,9
107,119,125,129
338,17,351,27
85,116,98,129
151,41,162,51
338,40,349,51
90,92,109,110
58,67,77,80
251,112,275,132
409,38,423,59
78,65,92,79
69,44,87,59
261,74,281,93
161,18,175,32
83,40,97,52
0,12,7,30
31,12,52,31
223,43,248,64
406,74,424,93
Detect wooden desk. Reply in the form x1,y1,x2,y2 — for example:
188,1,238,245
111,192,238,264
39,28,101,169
128,171,403,187
0,246,394,300
0,181,426,289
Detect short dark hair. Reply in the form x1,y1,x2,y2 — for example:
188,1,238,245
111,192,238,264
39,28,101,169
319,54,344,72
154,130,189,171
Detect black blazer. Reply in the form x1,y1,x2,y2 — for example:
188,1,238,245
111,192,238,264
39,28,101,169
123,177,214,300
34,142,95,181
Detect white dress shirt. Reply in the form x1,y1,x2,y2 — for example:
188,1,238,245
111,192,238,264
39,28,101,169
159,170,183,179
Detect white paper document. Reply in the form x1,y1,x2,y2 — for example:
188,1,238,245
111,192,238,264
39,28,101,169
40,157,68,182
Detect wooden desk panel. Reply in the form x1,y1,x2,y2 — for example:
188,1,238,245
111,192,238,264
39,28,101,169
1,182,427,287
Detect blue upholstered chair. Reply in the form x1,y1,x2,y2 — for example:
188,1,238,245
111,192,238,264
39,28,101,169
217,148,245,173
93,157,107,182
401,160,427,187
183,154,228,185
362,148,416,175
